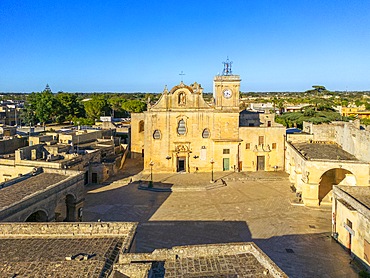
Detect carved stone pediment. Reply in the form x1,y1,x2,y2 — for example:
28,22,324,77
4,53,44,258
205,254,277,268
174,142,191,153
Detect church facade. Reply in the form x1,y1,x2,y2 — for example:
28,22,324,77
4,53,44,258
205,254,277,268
131,63,285,173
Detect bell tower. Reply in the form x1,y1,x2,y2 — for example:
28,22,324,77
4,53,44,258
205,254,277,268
213,58,241,110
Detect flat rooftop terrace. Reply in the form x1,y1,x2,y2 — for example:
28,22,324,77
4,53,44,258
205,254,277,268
0,173,67,210
0,222,137,278
292,142,358,161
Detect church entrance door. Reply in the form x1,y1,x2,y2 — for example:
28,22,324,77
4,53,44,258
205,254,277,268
177,157,186,172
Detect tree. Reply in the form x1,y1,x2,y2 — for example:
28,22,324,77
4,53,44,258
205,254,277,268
83,95,109,120
108,95,124,117
35,90,59,126
21,90,59,127
121,99,146,113
56,92,84,122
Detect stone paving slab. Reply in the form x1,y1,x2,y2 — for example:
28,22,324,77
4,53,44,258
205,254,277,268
83,158,361,277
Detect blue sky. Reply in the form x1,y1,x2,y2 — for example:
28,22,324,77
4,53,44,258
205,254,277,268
1,0,369,93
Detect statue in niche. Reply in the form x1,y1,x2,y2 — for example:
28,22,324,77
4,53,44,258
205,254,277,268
178,92,186,106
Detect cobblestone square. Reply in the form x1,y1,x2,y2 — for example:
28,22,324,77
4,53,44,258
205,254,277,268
83,159,361,277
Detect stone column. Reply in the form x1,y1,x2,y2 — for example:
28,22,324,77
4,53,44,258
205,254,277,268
302,183,320,206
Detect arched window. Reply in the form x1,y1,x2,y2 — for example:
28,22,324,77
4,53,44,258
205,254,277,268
153,130,161,139
177,120,186,135
202,128,210,138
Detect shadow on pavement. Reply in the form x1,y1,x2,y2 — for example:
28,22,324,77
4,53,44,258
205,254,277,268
134,220,252,253
255,233,360,278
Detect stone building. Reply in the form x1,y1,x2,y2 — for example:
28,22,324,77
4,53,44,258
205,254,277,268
286,121,370,206
332,185,370,271
0,128,124,185
131,62,285,173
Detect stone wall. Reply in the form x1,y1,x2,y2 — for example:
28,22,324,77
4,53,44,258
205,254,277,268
286,133,313,143
0,164,35,182
0,137,27,155
0,222,138,237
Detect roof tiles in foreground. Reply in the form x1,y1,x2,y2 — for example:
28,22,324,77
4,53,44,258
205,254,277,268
0,222,138,278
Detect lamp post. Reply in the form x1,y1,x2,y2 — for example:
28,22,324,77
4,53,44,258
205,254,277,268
210,158,215,182
149,160,154,187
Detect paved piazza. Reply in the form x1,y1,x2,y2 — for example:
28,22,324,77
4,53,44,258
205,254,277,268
83,159,361,277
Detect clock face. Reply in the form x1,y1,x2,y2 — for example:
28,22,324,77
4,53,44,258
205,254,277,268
223,89,232,99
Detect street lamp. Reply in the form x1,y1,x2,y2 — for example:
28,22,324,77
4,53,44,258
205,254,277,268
210,158,215,182
149,160,154,187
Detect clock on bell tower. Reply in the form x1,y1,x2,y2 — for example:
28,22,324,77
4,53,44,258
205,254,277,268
213,58,241,110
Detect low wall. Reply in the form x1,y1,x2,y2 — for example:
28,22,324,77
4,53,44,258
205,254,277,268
0,222,138,237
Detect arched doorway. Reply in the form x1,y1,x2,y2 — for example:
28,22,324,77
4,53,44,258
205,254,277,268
25,210,48,222
54,194,77,222
65,194,77,222
319,168,353,204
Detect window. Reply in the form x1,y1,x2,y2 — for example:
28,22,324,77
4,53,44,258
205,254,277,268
223,149,230,154
153,130,161,139
258,136,264,146
246,143,250,149
267,121,272,127
139,121,144,133
272,143,277,149
177,119,186,135
347,219,352,229
202,128,210,138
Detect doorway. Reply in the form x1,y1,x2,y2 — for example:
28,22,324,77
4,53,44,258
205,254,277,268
257,156,265,171
223,158,230,171
177,157,186,172
92,173,98,183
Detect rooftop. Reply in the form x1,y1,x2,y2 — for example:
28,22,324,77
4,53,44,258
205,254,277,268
337,185,370,210
117,242,287,278
0,222,137,278
0,173,68,210
292,142,358,161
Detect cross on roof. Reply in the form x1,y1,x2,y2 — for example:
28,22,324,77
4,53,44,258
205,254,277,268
179,71,185,82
